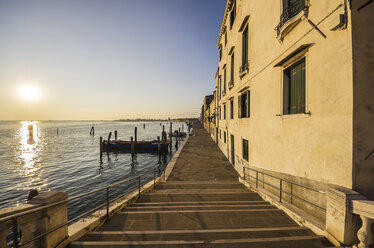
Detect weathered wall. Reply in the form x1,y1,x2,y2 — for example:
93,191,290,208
351,0,374,200
216,0,354,190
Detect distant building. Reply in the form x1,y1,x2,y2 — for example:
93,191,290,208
205,0,374,245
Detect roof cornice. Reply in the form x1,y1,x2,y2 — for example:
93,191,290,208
217,0,233,47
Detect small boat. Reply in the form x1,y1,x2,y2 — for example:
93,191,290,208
170,131,187,137
102,139,170,152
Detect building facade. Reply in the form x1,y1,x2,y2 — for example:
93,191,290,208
204,0,373,245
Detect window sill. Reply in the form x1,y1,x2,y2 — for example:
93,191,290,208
277,112,311,119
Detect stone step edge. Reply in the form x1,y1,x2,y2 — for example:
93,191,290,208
88,226,309,235
161,181,241,185
144,191,257,195
71,235,325,246
132,200,266,205
120,208,282,214
126,204,273,209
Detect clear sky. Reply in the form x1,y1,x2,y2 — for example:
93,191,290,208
0,0,226,120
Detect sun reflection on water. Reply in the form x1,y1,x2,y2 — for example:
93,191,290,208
15,121,47,193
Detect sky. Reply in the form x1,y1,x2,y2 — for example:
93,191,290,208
0,0,226,120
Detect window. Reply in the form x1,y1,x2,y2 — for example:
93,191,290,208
223,68,227,94
230,100,234,119
224,131,227,143
230,53,234,86
219,45,222,61
242,26,248,68
238,90,250,118
230,0,236,29
224,104,226,119
219,106,221,120
282,0,305,20
219,76,222,99
225,31,227,46
283,58,305,114
242,139,248,161
220,129,221,139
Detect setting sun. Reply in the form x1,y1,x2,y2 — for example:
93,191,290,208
19,85,41,102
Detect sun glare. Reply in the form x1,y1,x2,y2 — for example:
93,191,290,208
19,85,41,102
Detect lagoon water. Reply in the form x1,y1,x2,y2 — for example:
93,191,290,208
0,121,185,219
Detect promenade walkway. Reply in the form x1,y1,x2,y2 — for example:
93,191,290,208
70,123,333,248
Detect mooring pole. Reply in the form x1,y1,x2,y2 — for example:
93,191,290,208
57,128,59,136
114,130,117,140
182,124,184,133
157,136,161,154
107,132,112,143
131,136,134,155
135,127,137,142
100,137,103,156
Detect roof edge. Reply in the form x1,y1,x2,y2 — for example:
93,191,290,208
217,0,233,47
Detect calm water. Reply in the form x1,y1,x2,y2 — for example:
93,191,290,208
0,121,186,219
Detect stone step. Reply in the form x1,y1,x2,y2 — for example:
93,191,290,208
125,203,275,211
98,209,298,231
70,235,332,248
137,192,263,202
156,182,245,190
130,200,268,207
149,188,250,193
78,226,314,242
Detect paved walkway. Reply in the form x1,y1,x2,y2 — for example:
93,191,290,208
70,123,333,248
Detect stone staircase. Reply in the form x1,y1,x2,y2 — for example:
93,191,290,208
69,181,333,248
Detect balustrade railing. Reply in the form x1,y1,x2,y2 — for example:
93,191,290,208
276,0,306,36
0,167,163,247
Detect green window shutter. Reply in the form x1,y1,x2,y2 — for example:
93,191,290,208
289,59,306,114
300,60,306,113
238,95,242,118
247,91,251,117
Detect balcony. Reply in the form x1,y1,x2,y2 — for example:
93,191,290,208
276,0,307,39
228,80,234,89
239,63,249,78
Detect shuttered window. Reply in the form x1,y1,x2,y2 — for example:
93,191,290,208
230,100,234,119
242,139,248,161
242,26,248,67
238,90,250,118
224,104,226,119
231,53,235,84
230,0,236,29
283,58,305,114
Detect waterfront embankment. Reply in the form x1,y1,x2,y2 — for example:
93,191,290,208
69,122,333,248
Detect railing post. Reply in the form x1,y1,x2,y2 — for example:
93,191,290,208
290,182,293,204
256,171,258,188
356,216,374,248
154,171,156,187
12,218,19,248
138,176,141,197
106,188,110,221
279,179,283,203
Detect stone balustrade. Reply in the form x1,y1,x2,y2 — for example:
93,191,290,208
351,200,374,248
0,191,68,248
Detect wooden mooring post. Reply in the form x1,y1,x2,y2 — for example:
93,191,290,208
131,136,135,155
182,124,184,133
114,130,117,140
90,126,95,135
157,136,161,154
107,132,112,143
134,127,137,142
175,130,179,148
57,128,59,136
99,137,103,158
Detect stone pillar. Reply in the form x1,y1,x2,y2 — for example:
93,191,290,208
29,190,69,248
326,187,366,246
